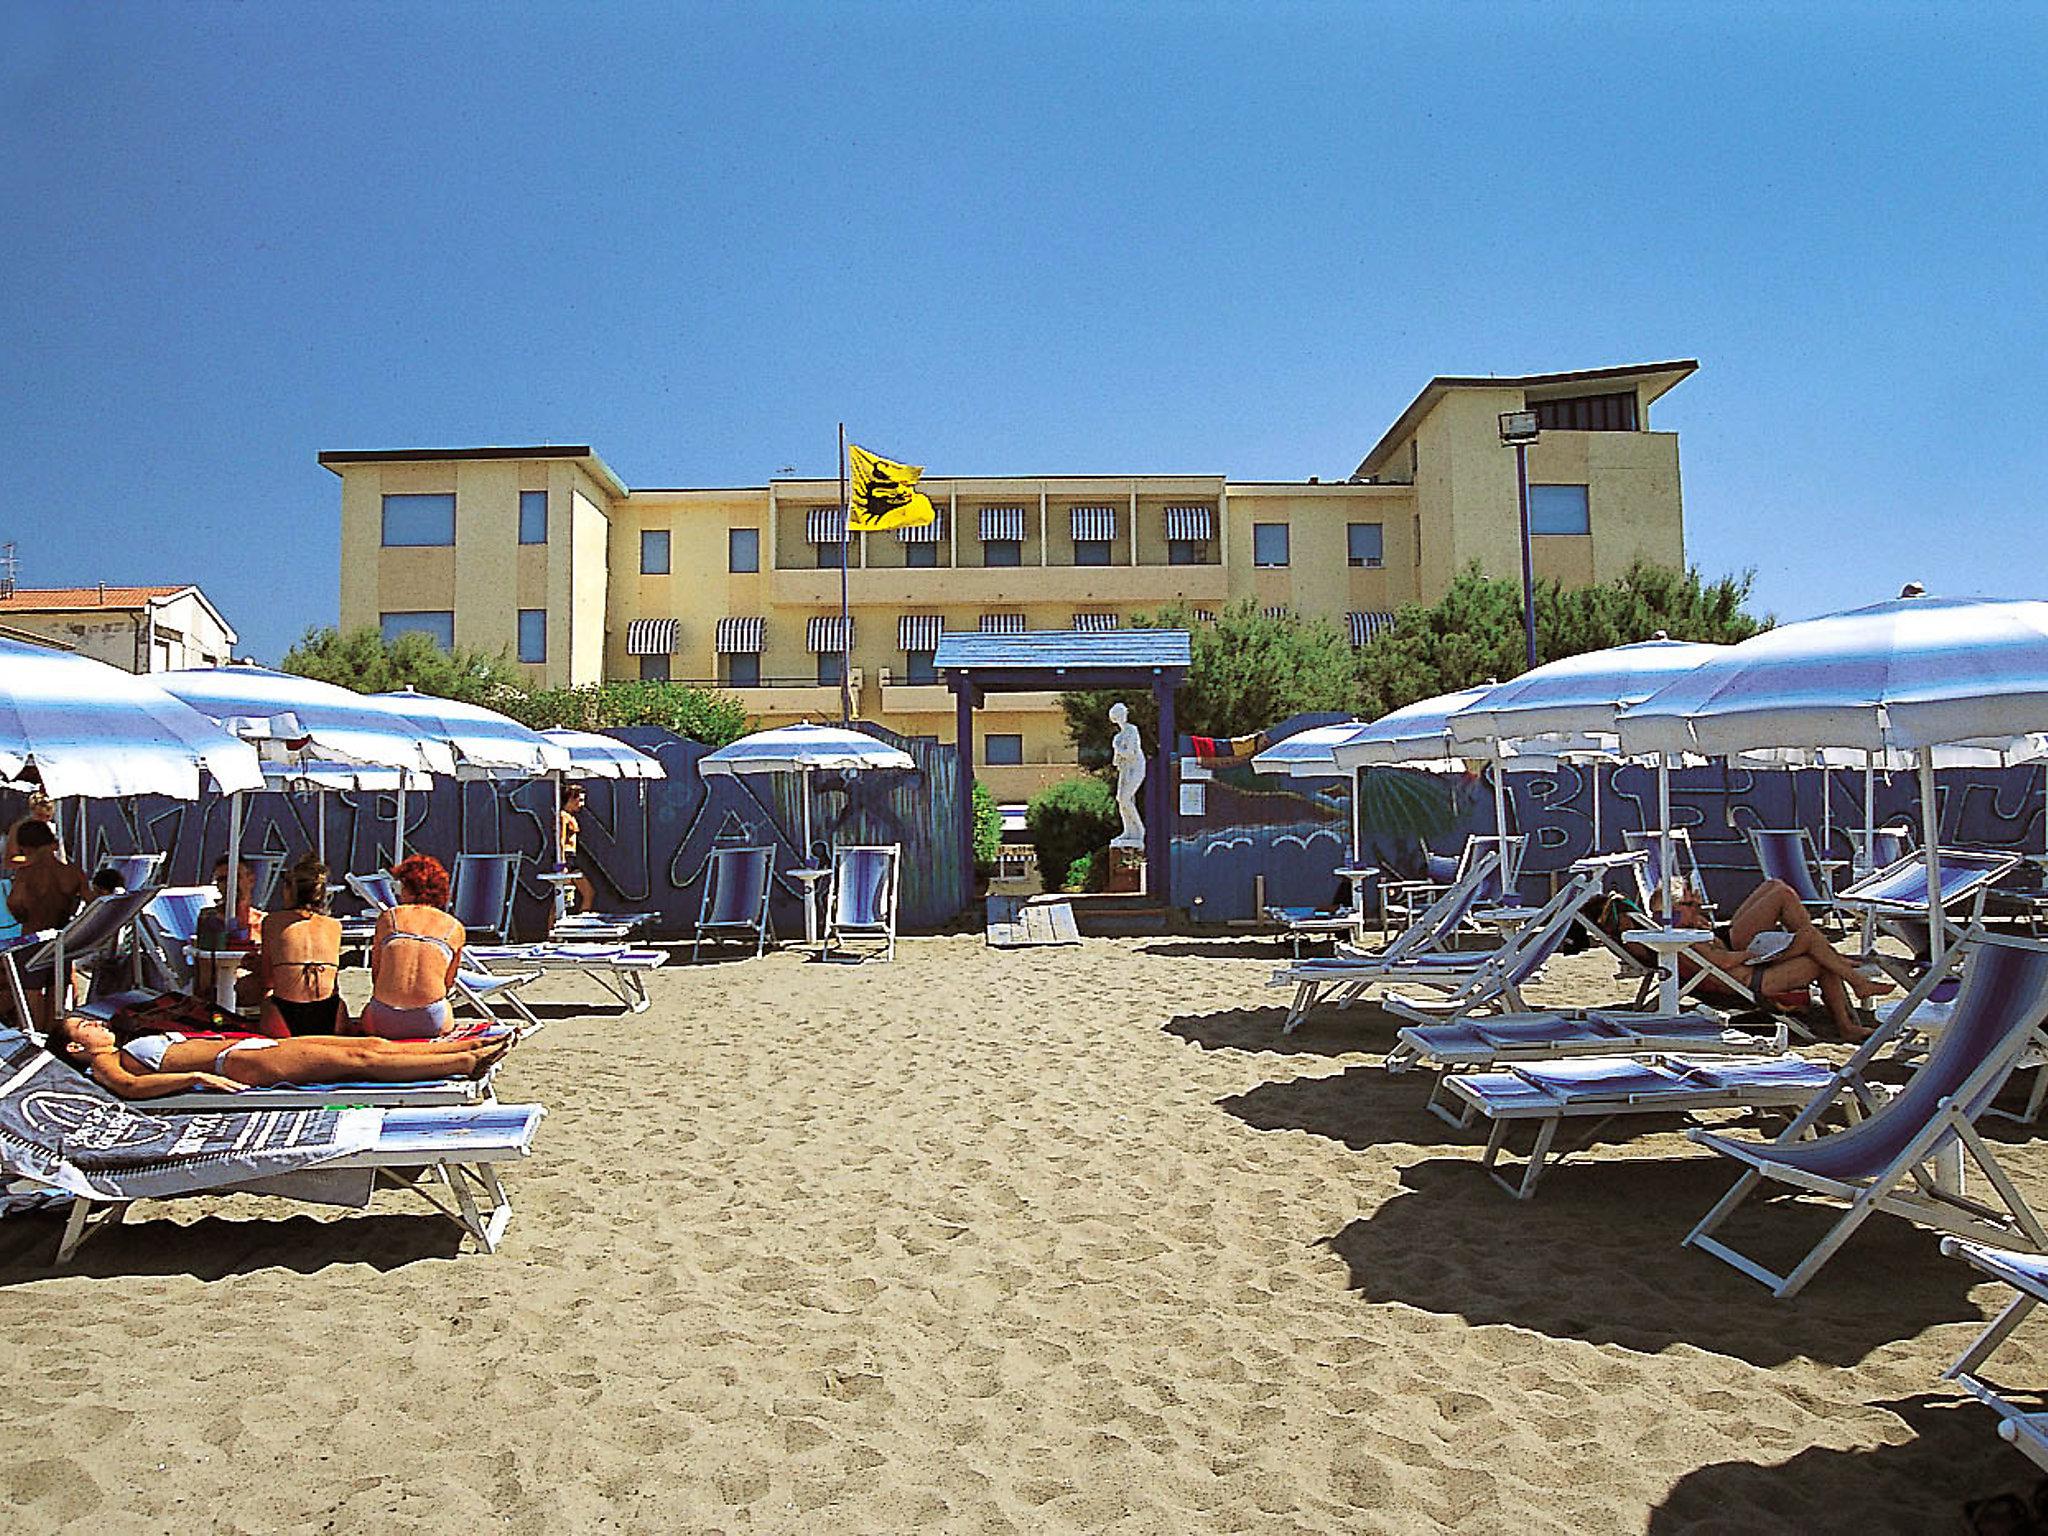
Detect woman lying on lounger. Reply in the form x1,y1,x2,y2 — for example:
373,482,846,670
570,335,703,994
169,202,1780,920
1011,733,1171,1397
45,1013,511,1099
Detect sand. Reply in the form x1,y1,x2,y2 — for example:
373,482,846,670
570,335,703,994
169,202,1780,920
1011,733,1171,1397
2,935,2045,1533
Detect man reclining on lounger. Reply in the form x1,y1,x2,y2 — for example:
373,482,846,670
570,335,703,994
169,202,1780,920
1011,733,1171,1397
44,1013,512,1099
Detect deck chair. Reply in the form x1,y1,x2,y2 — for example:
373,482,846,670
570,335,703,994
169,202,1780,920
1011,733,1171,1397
824,845,901,962
1685,929,2048,1298
1379,836,1527,932
131,886,217,993
1745,826,1837,917
0,886,164,1029
1851,821,1917,880
466,943,666,1014
1834,848,2021,985
0,1027,542,1262
1624,828,1715,920
1447,1054,1840,1199
1263,867,1378,957
97,852,165,892
692,844,776,961
450,853,521,942
339,871,545,1030
340,871,401,946
1939,1239,2048,1474
244,852,285,911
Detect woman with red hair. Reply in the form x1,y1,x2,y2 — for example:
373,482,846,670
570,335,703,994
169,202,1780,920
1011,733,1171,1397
361,853,466,1038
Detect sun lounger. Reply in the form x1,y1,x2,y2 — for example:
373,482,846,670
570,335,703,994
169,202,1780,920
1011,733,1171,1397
1378,835,1526,933
1446,1053,1840,1198
339,871,400,946
466,942,666,1013
1834,847,2021,985
99,852,165,891
1685,928,2048,1298
450,852,520,942
692,844,775,961
824,845,900,962
1940,1238,2048,1473
0,1027,542,1262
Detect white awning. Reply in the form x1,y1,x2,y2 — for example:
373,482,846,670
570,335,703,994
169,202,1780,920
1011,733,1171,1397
979,612,1027,635
897,514,942,543
978,505,1027,542
807,506,847,544
715,616,765,654
1164,504,1214,541
807,614,853,653
625,618,679,656
1069,505,1117,542
1348,611,1397,647
1072,612,1120,633
898,614,944,652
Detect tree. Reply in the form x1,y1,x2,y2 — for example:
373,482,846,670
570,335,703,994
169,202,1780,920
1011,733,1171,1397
1059,602,1365,764
281,625,522,704
503,682,751,748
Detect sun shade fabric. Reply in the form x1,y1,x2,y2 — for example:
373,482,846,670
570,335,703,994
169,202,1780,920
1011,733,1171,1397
699,721,915,776
978,506,1027,542
1072,612,1120,633
1262,606,1291,620
539,728,666,779
715,616,765,654
898,614,944,652
1164,504,1214,541
625,619,678,656
807,615,853,654
1452,637,1731,746
1191,609,1217,624
1251,722,1369,777
979,612,1027,635
897,515,942,544
806,506,847,544
1347,611,1396,647
1069,505,1117,542
159,662,441,779
370,689,570,777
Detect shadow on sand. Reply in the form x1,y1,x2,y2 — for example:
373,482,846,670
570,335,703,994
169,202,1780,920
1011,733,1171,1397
1137,939,1299,962
0,1210,465,1285
1166,995,1410,1057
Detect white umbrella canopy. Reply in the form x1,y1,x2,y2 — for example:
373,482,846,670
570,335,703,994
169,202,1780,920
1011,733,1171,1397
371,688,569,779
699,722,915,778
0,637,263,800
1447,637,1732,745
541,729,667,781
1332,686,1502,772
1250,722,1369,779
161,665,449,775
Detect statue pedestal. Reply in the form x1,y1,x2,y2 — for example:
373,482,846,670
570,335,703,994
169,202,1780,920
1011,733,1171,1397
1104,845,1145,894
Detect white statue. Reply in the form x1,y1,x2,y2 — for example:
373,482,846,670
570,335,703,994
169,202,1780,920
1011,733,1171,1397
1109,701,1147,848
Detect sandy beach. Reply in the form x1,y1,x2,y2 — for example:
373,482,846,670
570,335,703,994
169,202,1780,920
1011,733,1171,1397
3,935,2043,1533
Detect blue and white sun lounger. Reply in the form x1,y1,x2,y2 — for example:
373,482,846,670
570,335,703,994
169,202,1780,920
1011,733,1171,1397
1835,847,2021,984
692,844,776,961
0,1028,543,1262
1745,826,1837,916
1686,929,2048,1298
467,942,666,1014
1940,1238,2048,1474
1445,1053,1838,1198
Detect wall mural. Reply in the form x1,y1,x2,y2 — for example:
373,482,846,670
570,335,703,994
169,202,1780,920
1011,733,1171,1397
6,725,966,941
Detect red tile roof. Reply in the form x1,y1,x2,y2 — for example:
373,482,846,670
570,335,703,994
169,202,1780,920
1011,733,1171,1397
0,585,195,612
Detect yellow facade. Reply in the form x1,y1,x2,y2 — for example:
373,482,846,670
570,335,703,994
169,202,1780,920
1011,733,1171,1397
323,361,1695,800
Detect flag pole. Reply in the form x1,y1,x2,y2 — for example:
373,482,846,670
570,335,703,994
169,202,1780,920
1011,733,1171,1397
838,422,852,724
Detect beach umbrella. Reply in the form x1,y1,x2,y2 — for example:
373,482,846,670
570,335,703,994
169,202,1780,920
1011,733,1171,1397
370,689,568,780
258,757,430,867
540,729,667,780
1250,722,1369,779
1618,592,2048,962
0,637,263,802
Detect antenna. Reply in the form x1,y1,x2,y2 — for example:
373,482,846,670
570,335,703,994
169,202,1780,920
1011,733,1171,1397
0,542,16,599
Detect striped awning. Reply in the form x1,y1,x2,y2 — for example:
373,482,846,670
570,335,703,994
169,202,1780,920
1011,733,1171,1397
1164,504,1214,541
1069,505,1117,542
625,618,678,656
979,612,1027,635
1262,605,1292,620
1348,610,1398,647
1072,612,1120,633
978,505,1027,542
1191,609,1217,624
898,614,944,652
715,616,765,654
897,514,942,543
807,615,853,654
807,505,847,544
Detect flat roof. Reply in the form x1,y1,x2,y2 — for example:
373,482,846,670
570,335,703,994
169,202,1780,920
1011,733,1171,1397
934,629,1192,673
317,445,629,498
1352,360,1699,478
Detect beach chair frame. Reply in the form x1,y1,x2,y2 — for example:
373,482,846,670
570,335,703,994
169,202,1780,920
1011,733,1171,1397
1379,836,1527,933
1834,846,2020,985
1,886,164,1030
1939,1238,2048,1474
692,844,776,962
823,844,901,962
450,853,521,943
1743,825,1838,918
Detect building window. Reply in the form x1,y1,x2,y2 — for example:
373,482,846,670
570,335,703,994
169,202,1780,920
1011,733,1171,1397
638,653,671,682
724,652,761,688
1074,539,1112,567
1347,523,1384,568
1533,391,1638,433
816,539,845,569
1253,523,1290,568
518,491,548,545
517,609,546,664
380,493,455,548
641,529,671,574
903,649,937,685
379,611,454,649
1168,539,1207,566
985,733,1023,766
983,538,1022,568
905,542,938,568
1529,484,1591,535
729,527,760,573
816,651,845,687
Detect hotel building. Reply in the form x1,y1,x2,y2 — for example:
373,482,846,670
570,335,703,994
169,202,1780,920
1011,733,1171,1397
324,360,1694,799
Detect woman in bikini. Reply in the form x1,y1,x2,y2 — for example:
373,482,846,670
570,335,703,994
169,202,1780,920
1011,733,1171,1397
45,1012,510,1100
362,853,467,1039
259,854,347,1036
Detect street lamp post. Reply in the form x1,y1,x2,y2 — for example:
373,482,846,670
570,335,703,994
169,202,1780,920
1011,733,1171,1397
1500,409,1541,671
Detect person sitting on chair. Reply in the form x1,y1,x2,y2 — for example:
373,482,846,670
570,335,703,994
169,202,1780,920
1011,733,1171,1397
259,854,347,1037
361,853,466,1039
4,820,93,1031
45,1011,510,1099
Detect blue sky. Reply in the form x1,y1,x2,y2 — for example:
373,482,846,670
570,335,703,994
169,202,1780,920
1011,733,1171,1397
3,2,2043,663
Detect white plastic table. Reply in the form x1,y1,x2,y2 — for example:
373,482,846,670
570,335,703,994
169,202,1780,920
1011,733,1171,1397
789,867,831,948
1630,926,1716,1017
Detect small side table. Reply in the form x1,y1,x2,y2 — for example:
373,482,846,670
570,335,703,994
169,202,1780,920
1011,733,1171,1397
191,947,252,1013
537,871,580,929
789,867,832,949
1629,926,1715,1018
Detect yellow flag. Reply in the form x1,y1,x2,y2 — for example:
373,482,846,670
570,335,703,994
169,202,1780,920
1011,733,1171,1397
846,443,938,533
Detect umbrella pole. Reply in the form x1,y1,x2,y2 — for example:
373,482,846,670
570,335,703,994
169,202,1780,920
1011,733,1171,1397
1863,753,1877,875
1820,764,1832,866
1657,754,1674,922
802,765,818,947
394,782,406,865
316,787,327,868
226,791,243,934
1590,760,1603,854
1491,742,1511,883
1920,754,1944,968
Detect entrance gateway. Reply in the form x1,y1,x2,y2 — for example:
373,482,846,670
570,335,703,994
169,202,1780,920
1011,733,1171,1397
933,629,1191,907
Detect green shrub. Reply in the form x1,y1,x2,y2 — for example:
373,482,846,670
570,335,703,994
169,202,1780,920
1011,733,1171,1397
1026,777,1118,890
971,781,1003,877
